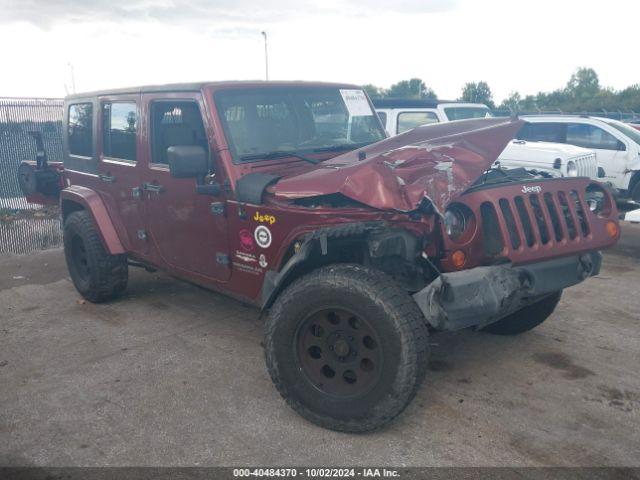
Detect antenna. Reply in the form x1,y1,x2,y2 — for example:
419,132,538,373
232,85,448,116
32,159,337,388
68,62,76,93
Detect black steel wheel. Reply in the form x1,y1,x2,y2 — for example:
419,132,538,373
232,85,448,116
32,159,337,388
265,264,429,432
63,210,128,303
296,308,384,398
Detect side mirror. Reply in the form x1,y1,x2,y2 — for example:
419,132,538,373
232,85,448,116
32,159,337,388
168,145,209,178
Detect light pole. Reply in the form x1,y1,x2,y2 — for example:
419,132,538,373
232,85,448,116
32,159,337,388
68,62,76,93
261,31,269,81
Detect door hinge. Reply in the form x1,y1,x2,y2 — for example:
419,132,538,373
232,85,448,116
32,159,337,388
216,253,230,265
210,202,226,216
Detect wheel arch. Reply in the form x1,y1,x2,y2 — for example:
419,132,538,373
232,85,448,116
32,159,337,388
60,186,125,255
260,222,422,310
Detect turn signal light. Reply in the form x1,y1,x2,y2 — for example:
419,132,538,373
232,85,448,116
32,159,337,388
451,250,467,269
606,221,619,239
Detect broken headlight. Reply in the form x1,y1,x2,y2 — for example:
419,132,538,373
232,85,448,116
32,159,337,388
444,204,473,241
585,183,609,215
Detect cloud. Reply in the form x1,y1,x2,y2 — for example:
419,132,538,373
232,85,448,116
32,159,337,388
0,0,458,28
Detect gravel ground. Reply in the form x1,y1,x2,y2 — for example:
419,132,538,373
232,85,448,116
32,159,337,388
1,224,639,467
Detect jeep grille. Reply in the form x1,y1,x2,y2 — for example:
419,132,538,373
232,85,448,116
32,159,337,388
480,188,591,258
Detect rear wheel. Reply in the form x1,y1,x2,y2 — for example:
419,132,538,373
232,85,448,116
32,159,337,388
481,291,562,335
265,264,429,432
63,210,128,303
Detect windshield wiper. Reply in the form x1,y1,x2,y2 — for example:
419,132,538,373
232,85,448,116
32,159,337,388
312,142,370,153
240,151,320,164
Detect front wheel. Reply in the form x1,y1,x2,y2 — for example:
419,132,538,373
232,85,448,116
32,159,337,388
265,264,429,433
480,291,562,335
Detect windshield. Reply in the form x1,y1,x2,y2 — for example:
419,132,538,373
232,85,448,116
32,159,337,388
604,120,640,145
444,106,493,121
214,87,386,162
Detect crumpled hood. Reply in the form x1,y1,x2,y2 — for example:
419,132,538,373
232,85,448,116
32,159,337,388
271,118,524,213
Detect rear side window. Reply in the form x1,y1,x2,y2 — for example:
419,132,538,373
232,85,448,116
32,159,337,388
150,101,208,165
566,123,621,150
68,103,93,157
397,111,439,134
517,122,564,143
102,102,137,161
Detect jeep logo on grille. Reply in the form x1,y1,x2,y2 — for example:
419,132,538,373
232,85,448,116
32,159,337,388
521,185,542,194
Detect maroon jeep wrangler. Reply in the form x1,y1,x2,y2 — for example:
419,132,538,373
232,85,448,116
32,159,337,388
19,81,620,432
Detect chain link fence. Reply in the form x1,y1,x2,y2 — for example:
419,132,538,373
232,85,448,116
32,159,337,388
0,98,64,254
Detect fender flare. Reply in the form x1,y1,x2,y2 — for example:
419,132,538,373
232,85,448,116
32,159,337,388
259,221,418,310
60,185,125,255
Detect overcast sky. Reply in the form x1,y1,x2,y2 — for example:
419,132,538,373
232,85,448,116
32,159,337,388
0,0,637,102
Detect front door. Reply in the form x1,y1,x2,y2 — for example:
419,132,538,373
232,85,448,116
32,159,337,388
565,123,628,189
96,95,148,255
140,93,230,282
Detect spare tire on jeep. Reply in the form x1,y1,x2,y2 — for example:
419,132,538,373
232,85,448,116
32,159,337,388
63,210,128,303
264,264,429,432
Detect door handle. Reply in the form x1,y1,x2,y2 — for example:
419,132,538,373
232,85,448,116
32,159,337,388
99,173,116,183
142,182,164,194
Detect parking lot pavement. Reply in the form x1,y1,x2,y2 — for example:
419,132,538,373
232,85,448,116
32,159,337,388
1,225,639,468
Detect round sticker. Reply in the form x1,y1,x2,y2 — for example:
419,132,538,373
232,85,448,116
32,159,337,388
254,225,272,249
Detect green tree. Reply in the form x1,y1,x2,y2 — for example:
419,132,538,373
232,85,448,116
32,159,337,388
362,84,385,99
498,91,521,112
460,81,495,108
387,78,437,99
566,67,600,101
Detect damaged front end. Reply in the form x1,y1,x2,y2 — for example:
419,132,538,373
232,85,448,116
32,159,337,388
267,118,620,332
272,117,524,214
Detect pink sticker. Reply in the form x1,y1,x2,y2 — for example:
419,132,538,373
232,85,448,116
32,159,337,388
239,229,255,252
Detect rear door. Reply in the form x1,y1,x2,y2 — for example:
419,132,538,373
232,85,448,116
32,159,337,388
96,95,148,255
140,92,230,281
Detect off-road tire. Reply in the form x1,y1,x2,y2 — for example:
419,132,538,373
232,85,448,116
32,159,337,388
63,210,128,303
481,291,563,335
265,264,429,433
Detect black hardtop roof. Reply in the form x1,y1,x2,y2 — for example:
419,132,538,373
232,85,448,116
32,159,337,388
65,80,361,101
372,98,488,109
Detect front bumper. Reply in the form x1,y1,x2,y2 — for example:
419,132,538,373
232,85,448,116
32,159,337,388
413,252,602,331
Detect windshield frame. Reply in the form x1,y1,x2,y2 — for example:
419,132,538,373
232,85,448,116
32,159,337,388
213,86,386,164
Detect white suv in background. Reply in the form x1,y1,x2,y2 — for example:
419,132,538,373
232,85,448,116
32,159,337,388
373,99,492,135
518,116,640,201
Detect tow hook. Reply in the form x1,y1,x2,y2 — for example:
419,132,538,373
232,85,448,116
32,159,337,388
578,254,594,280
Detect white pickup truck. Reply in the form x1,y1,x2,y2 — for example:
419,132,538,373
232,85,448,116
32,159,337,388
373,98,493,135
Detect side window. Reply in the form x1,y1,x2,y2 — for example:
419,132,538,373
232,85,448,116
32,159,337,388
68,103,93,157
102,102,137,161
150,101,208,165
566,123,621,150
397,111,439,134
376,111,387,128
517,122,564,143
